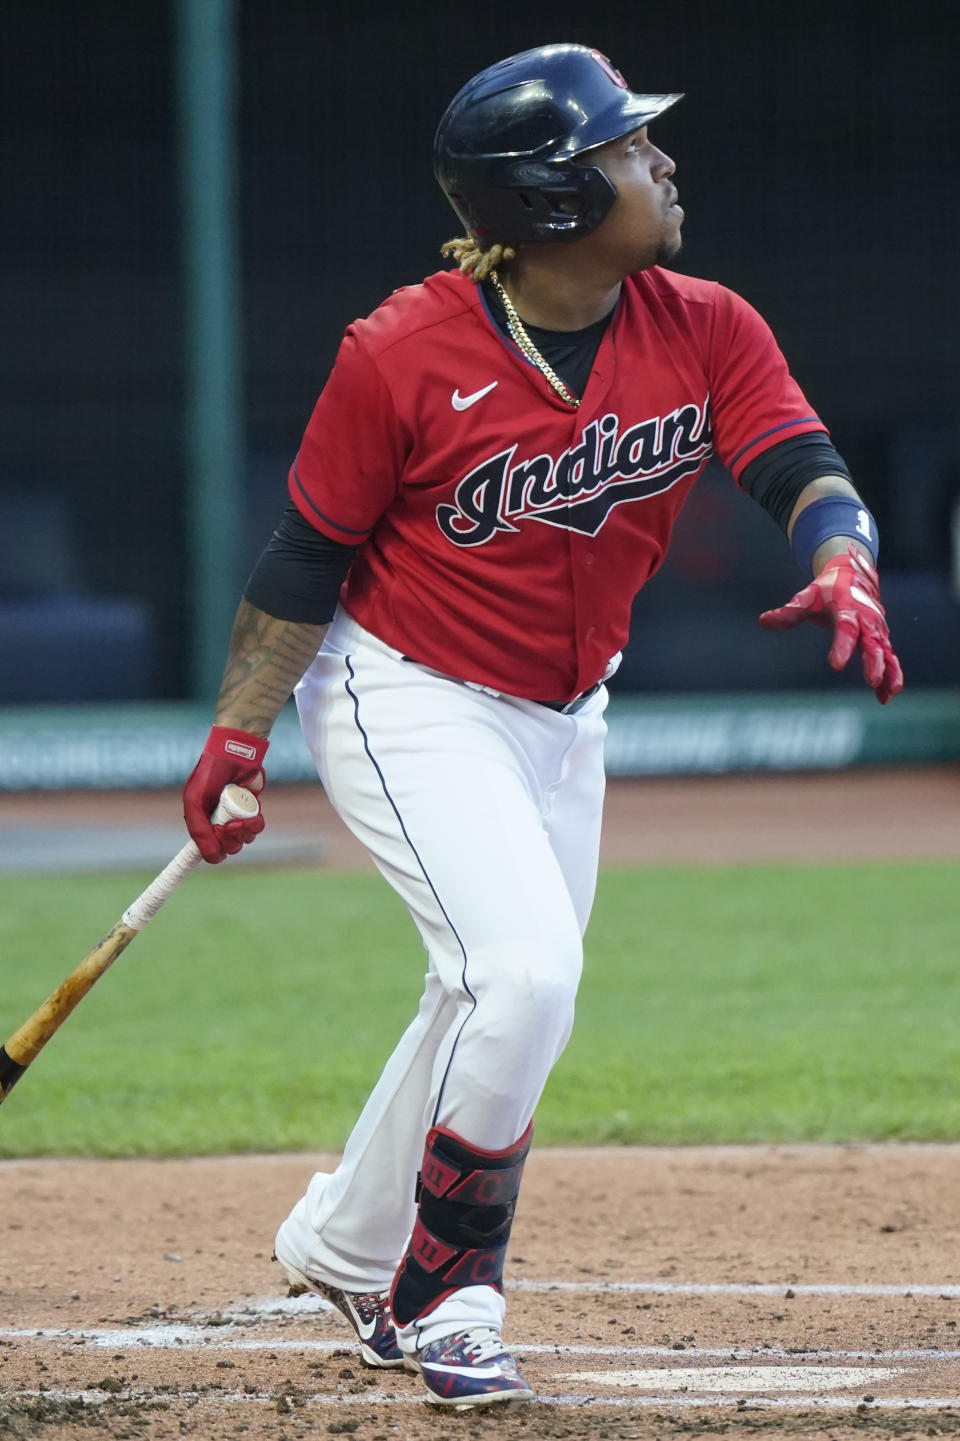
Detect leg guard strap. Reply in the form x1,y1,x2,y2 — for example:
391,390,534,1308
391,1122,532,1326
407,1216,508,1289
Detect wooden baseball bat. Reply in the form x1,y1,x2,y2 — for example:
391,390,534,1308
0,783,261,1105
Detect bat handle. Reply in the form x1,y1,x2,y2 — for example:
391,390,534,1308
0,785,262,1104
120,784,261,931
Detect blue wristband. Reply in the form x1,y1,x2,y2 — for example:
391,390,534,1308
790,496,879,575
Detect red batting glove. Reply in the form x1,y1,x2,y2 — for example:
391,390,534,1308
758,543,904,704
183,725,268,863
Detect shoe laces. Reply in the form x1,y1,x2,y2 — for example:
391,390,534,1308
461,1327,508,1364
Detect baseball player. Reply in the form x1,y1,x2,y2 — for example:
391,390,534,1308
182,45,903,1410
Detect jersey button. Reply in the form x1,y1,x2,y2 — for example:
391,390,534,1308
583,553,596,567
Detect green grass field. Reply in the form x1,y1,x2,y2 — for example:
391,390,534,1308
0,860,957,1157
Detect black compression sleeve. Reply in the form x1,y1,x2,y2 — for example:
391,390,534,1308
740,433,853,533
243,504,358,623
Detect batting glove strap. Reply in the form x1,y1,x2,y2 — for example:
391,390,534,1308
204,725,270,769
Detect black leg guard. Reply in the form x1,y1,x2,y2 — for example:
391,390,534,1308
390,1121,533,1327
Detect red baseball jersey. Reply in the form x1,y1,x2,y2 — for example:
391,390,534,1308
289,267,826,701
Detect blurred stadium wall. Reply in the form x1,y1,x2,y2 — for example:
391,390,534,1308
1,1,956,782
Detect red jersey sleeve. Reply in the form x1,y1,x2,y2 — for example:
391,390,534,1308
288,328,409,542
708,285,827,484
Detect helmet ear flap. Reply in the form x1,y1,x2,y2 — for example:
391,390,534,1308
534,164,618,240
444,161,616,246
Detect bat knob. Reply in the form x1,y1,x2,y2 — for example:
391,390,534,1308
212,784,261,825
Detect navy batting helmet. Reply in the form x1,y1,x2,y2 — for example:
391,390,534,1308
434,44,682,246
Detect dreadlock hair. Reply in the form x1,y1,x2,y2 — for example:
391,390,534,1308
441,236,516,281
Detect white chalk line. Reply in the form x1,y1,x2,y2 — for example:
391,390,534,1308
6,1386,960,1413
2,1324,958,1365
508,1278,960,1297
559,1364,906,1392
244,1278,960,1305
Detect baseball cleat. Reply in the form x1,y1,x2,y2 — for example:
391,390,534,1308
275,1256,404,1368
413,1326,535,1409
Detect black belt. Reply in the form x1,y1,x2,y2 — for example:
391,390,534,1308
538,680,603,715
402,656,601,716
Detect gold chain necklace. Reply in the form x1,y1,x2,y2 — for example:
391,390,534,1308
489,270,580,409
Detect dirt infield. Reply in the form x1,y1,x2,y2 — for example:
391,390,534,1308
2,767,959,1436
2,1147,960,1438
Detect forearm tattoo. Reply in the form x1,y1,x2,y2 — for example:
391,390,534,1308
214,599,328,736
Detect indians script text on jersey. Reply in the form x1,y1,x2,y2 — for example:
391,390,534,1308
290,268,826,700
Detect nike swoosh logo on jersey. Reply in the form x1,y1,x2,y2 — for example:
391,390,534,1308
451,381,498,411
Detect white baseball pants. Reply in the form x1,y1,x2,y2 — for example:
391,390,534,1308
275,607,608,1335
